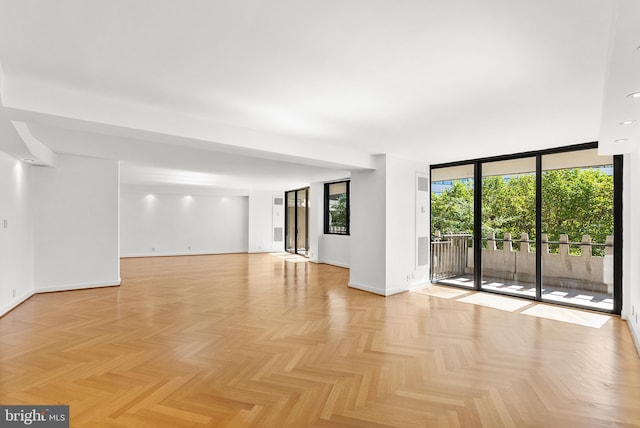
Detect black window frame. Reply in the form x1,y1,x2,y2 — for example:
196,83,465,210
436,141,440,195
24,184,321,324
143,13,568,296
429,141,623,315
324,180,350,235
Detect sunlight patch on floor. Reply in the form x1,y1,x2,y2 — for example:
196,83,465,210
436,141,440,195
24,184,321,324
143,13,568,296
457,293,532,312
521,305,611,329
270,252,309,263
415,285,470,299
417,284,612,328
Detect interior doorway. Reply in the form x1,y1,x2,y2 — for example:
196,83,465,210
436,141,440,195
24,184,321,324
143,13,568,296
285,187,309,257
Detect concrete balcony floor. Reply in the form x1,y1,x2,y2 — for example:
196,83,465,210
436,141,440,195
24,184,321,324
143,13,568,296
435,274,614,312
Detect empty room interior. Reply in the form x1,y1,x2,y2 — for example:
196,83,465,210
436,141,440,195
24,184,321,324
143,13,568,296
1,1,640,427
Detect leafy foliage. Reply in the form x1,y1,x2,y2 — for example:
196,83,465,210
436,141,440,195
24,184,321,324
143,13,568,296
330,194,348,228
431,168,613,253
431,180,474,235
541,169,613,246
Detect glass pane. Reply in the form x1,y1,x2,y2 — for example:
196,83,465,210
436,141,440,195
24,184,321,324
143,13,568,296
541,149,614,311
481,157,536,298
430,164,474,288
296,189,308,256
286,191,296,253
327,182,348,234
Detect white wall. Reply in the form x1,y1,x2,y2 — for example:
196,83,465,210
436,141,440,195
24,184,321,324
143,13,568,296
307,181,351,267
385,156,429,294
120,191,248,257
248,190,283,253
319,234,350,268
33,155,120,291
0,153,34,316
349,155,428,296
308,182,324,262
624,150,640,353
349,155,387,294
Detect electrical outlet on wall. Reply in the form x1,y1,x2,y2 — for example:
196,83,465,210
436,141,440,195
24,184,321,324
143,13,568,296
151,247,155,252
12,289,16,298
3,219,7,228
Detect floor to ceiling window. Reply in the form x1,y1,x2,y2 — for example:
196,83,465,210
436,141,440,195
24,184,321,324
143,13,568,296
480,157,536,299
540,149,615,311
285,187,309,257
430,164,474,289
430,143,622,314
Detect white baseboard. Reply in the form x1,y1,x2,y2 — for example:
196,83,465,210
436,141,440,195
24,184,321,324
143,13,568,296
319,259,350,268
409,279,430,291
629,322,640,357
121,250,247,258
348,281,413,296
1,279,122,318
35,279,121,294
0,289,35,318
348,281,385,296
385,285,412,296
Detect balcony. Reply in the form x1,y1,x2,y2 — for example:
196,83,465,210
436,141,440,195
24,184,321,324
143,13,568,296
430,231,614,311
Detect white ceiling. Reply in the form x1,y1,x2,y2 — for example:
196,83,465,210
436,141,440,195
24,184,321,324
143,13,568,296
0,0,638,194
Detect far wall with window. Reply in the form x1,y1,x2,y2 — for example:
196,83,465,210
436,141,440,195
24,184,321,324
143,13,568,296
307,179,351,268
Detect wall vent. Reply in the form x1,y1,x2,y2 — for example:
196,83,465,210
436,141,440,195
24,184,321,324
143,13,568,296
417,176,429,192
273,197,284,205
274,227,284,242
417,236,429,267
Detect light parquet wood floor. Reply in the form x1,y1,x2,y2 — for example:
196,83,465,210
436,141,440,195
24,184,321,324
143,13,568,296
1,254,640,427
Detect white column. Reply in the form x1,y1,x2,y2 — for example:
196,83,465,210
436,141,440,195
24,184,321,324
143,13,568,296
349,154,428,296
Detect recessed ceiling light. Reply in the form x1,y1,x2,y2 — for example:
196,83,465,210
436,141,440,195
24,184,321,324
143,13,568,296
620,120,636,125
628,92,640,99
23,158,35,162
614,139,628,143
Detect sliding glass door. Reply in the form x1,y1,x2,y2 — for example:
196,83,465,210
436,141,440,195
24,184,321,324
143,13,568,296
286,191,296,253
481,157,536,298
285,187,309,257
296,188,308,256
430,164,475,288
541,149,615,311
430,144,621,314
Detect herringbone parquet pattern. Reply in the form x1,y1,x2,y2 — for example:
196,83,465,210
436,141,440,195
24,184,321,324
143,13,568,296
1,254,639,427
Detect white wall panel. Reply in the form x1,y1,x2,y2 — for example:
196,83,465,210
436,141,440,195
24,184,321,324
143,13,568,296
121,191,248,257
0,153,34,316
33,154,120,291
